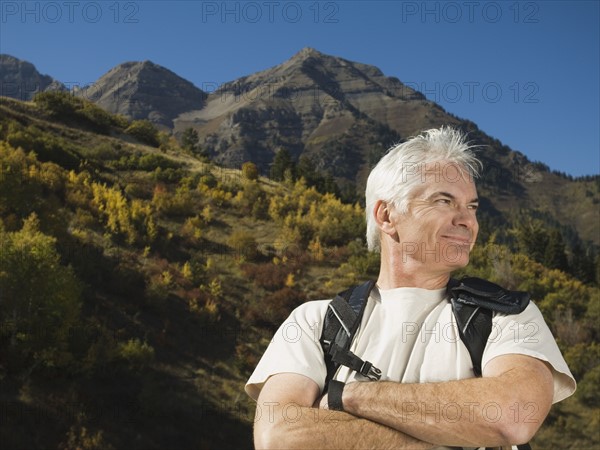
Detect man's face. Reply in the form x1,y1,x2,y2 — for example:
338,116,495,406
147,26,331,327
389,163,479,272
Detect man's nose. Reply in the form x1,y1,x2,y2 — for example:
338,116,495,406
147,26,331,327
452,206,477,229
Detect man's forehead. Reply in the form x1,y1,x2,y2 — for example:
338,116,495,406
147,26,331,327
412,165,478,197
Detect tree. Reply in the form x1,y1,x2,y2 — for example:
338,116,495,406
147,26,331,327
570,242,597,284
0,214,82,375
181,127,199,152
270,148,295,181
515,219,549,264
296,155,319,186
227,230,258,261
544,229,569,272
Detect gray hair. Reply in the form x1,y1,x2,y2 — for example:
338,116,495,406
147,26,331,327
365,127,482,252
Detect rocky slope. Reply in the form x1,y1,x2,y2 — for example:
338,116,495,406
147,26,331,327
174,47,451,177
75,60,207,128
0,54,65,101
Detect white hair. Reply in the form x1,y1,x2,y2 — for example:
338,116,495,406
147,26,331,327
365,127,482,252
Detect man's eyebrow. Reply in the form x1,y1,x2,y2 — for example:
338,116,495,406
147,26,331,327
427,191,479,203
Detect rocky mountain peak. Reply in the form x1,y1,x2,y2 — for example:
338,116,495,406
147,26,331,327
82,59,206,128
0,54,65,101
292,47,325,61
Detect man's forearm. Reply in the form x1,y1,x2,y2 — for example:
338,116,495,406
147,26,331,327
254,403,434,450
341,357,553,447
342,378,509,447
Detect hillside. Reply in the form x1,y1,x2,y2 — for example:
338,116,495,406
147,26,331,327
2,50,599,247
0,94,598,449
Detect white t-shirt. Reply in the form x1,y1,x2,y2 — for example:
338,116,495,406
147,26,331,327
245,285,576,447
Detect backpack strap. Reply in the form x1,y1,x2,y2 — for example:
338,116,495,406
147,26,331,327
448,277,530,377
448,277,530,315
450,300,493,377
320,280,380,393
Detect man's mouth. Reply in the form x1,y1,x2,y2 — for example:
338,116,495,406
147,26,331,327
441,235,472,244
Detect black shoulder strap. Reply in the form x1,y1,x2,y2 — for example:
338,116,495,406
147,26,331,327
448,277,530,315
448,277,530,377
320,280,379,390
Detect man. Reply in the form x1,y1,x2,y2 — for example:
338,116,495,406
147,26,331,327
245,127,576,449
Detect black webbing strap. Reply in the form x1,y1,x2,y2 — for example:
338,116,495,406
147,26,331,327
328,296,360,336
449,277,530,315
451,301,492,377
347,280,376,316
321,280,378,391
327,380,345,411
448,276,530,377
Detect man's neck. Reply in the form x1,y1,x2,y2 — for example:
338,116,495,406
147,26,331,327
376,269,450,290
376,247,452,290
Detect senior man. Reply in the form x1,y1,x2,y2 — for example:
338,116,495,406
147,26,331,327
246,127,576,450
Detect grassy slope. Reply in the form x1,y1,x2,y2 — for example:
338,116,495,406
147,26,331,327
0,96,353,449
0,96,597,449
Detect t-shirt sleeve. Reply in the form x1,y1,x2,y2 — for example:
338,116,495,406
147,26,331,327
245,300,329,401
482,301,576,403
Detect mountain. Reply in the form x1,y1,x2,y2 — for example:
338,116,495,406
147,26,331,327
174,47,448,179
171,48,599,246
77,60,207,128
0,54,66,100
2,50,598,247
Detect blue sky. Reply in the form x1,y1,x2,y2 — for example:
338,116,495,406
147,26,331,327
1,0,598,176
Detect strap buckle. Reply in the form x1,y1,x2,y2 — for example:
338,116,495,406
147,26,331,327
359,361,382,381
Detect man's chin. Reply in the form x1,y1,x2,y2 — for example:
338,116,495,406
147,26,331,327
440,244,471,267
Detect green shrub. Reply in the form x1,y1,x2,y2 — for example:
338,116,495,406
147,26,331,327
125,120,160,147
242,161,259,181
33,91,123,134
117,338,155,369
33,91,78,117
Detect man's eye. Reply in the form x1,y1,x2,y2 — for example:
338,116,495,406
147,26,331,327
436,199,451,205
468,204,479,211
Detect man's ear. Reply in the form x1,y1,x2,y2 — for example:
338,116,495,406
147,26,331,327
374,200,397,237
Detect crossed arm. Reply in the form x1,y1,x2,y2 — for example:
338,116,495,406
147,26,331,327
253,354,554,449
254,369,434,449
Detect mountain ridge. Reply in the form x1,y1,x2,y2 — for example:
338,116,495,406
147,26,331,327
0,53,66,100
1,50,598,247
